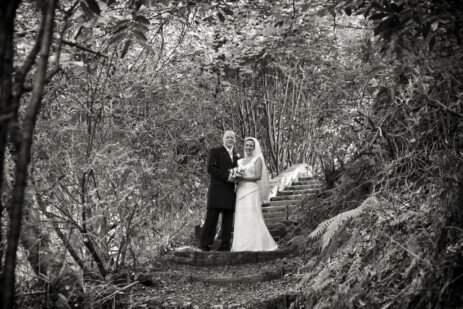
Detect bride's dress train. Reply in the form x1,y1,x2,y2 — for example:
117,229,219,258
231,157,278,252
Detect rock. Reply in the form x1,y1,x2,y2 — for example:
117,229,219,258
136,273,162,288
288,235,307,253
292,226,302,235
269,222,288,239
281,219,297,226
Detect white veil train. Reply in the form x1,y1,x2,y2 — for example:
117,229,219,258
244,137,270,203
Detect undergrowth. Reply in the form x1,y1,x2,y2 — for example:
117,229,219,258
294,154,463,308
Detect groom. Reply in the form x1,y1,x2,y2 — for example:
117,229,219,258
200,130,238,251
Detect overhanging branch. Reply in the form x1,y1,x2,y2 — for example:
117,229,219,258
62,39,108,58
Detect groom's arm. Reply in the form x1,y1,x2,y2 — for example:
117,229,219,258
207,148,230,182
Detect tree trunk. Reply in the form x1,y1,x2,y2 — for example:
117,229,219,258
1,0,58,307
80,172,109,277
0,0,22,276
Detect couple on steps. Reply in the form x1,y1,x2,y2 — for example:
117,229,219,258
200,130,278,252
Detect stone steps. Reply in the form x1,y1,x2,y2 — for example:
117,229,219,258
157,172,320,308
264,217,287,225
262,200,297,207
261,204,296,213
184,176,322,265
262,210,287,219
145,294,299,309
285,184,321,190
136,254,300,308
263,176,322,236
267,222,286,230
292,180,320,186
138,264,296,285
270,194,305,201
172,249,290,266
277,189,318,196
298,177,318,182
188,265,296,284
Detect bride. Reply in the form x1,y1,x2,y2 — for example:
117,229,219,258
231,137,278,252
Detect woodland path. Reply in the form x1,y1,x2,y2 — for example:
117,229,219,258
130,170,322,308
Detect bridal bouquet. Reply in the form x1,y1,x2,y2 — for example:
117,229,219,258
230,166,245,178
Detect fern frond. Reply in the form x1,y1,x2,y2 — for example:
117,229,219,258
321,217,342,250
321,207,364,249
308,216,335,238
309,196,379,250
359,196,379,210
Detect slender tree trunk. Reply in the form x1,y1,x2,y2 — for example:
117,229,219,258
80,172,108,277
0,0,22,275
2,0,57,307
0,0,21,300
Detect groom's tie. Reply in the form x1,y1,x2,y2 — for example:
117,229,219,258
226,148,233,161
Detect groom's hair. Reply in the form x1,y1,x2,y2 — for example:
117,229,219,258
223,130,235,137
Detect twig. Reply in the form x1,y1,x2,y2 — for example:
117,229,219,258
94,281,139,305
22,66,61,92
429,98,463,118
168,216,190,240
444,226,463,233
62,39,108,58
384,233,432,267
16,290,47,297
440,273,463,300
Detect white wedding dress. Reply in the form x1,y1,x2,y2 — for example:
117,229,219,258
231,157,278,252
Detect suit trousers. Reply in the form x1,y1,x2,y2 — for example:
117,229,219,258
200,208,234,250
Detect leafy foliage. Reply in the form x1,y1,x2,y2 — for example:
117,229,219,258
309,196,379,250
2,0,463,307
296,0,463,307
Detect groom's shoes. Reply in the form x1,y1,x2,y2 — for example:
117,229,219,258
218,247,230,252
200,246,211,252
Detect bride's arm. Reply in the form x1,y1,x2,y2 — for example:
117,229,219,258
241,158,262,181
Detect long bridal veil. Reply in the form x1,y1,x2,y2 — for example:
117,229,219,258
245,137,270,203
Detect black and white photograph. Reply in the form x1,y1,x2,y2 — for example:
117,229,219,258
1,0,463,308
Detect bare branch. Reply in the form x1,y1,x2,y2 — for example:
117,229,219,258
62,39,109,58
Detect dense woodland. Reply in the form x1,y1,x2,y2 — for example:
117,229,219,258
0,0,462,308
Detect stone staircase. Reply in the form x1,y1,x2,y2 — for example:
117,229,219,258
162,169,323,308
173,176,322,265
263,177,322,228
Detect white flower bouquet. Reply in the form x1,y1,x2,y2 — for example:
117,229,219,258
230,166,245,179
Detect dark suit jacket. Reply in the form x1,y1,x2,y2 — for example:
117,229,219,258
206,146,238,210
